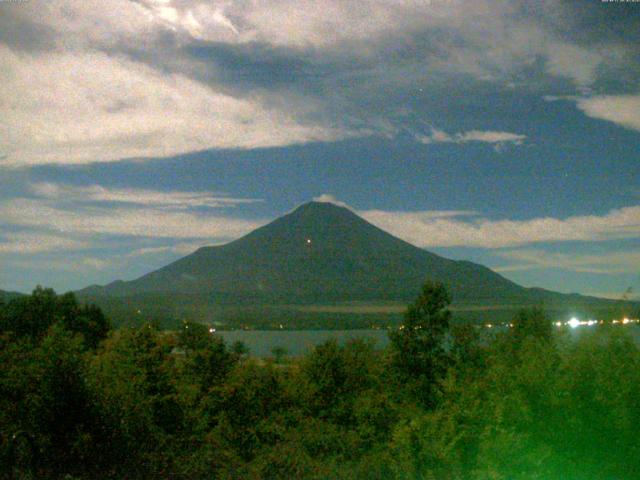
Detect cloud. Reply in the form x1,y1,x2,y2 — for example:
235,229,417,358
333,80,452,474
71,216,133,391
0,183,266,245
312,194,350,208
1,0,633,167
493,249,640,275
78,258,111,271
0,198,264,240
456,130,526,144
580,290,639,302
9,257,111,272
575,95,640,132
0,232,89,254
127,243,202,257
0,46,349,167
30,183,261,208
360,206,640,248
416,129,526,146
544,41,604,89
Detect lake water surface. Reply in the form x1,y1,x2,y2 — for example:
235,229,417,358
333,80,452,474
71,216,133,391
217,324,640,357
217,329,390,357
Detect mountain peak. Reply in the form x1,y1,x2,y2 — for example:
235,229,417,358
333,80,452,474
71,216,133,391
268,200,364,233
79,200,526,306
290,200,353,215
76,200,627,325
260,200,386,243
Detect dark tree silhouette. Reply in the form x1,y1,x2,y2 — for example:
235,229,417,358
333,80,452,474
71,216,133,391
0,287,109,348
389,281,451,406
511,306,552,344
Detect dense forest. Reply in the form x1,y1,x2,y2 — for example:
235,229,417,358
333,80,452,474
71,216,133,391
2,284,640,479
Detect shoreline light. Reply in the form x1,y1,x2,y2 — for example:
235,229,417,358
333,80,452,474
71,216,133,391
568,317,580,329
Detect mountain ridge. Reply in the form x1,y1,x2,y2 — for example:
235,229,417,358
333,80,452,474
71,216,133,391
77,201,634,325
80,201,524,302
0,289,25,303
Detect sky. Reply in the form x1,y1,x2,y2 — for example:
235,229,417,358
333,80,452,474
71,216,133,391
0,0,639,300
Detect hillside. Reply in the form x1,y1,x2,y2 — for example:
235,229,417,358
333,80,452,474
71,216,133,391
0,289,24,303
78,201,634,326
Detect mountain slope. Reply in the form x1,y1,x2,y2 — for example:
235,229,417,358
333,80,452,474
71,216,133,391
0,289,25,303
81,201,529,303
78,201,634,326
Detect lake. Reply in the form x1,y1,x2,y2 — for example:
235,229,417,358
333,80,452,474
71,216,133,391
217,329,391,357
217,322,640,357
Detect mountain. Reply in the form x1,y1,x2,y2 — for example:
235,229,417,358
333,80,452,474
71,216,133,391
0,289,24,303
81,201,523,302
78,201,633,325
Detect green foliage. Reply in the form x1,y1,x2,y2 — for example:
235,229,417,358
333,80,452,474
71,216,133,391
511,306,553,344
204,362,287,462
0,325,101,478
183,334,238,393
231,339,250,356
450,324,484,368
271,345,288,363
299,338,383,425
0,287,109,348
86,323,193,477
390,281,452,406
178,320,211,351
3,285,640,479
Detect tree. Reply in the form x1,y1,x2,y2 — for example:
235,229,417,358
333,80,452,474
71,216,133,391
510,306,552,344
271,346,288,364
231,340,249,357
86,324,182,476
0,324,99,478
178,320,211,352
0,287,109,348
205,362,285,462
59,295,110,349
389,281,451,407
1,286,58,339
184,334,237,393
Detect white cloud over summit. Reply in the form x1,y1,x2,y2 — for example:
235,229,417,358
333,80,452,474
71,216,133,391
312,194,350,208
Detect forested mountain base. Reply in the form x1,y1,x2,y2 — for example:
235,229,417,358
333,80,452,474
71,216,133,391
2,286,640,479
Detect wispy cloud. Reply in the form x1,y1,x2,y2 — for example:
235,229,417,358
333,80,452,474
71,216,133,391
493,249,640,275
9,257,111,272
0,184,266,262
30,183,262,209
361,206,640,248
126,243,202,257
0,182,265,286
0,198,264,240
0,232,89,254
416,129,526,147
